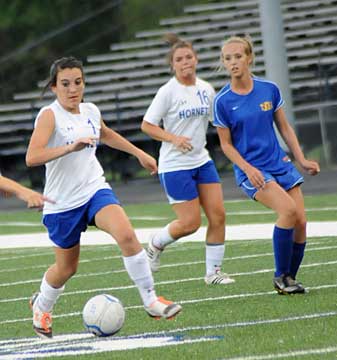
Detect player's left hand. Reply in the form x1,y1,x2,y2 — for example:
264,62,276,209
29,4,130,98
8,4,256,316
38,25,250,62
301,159,320,176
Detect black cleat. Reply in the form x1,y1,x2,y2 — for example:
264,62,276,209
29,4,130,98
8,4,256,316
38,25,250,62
273,275,306,295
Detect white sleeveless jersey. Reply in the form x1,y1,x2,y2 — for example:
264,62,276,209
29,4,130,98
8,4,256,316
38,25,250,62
35,100,111,214
144,77,214,173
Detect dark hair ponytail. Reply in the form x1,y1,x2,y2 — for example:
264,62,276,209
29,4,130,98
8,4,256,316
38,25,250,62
164,33,196,69
42,56,84,97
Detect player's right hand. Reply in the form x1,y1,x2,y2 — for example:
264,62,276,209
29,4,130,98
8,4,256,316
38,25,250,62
245,165,265,190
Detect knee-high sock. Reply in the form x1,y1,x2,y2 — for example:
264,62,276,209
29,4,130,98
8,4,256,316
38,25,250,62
152,224,175,249
37,274,65,312
290,242,306,279
205,243,225,276
272,226,294,277
123,249,157,307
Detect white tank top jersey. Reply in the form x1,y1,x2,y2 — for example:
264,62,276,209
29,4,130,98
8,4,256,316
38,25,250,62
144,77,214,173
35,100,111,214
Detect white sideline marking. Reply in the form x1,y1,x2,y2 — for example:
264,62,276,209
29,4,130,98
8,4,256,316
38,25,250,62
0,222,42,227
227,206,337,215
1,311,335,348
1,257,336,303
1,283,337,324
0,312,335,359
0,335,220,359
1,206,337,226
219,346,337,360
1,246,337,288
0,238,335,273
1,221,337,248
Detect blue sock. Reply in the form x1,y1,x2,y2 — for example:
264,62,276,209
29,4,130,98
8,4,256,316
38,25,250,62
290,242,306,279
273,226,294,277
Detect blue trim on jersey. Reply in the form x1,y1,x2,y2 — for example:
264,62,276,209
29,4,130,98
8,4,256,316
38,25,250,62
213,77,290,186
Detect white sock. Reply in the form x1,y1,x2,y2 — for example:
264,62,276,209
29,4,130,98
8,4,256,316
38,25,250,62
205,243,225,276
152,224,175,249
123,249,157,307
37,274,65,312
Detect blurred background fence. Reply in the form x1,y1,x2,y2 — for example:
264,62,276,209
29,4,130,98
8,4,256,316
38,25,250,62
0,0,336,189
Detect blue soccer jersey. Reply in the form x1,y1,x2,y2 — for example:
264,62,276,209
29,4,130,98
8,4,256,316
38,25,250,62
213,77,292,185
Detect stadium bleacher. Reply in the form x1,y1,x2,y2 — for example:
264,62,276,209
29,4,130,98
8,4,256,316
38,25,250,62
1,0,337,183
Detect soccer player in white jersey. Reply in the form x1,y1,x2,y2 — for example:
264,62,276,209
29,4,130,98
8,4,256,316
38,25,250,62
213,36,320,294
141,34,234,286
26,57,181,339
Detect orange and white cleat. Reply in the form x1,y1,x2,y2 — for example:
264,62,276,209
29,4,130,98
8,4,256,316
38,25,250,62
29,292,53,339
145,296,182,320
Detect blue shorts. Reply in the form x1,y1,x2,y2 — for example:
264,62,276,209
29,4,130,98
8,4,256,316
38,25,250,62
43,188,120,249
159,160,220,204
240,166,304,200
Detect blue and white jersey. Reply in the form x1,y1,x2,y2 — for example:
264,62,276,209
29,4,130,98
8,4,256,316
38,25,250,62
35,100,110,214
144,76,213,173
213,77,291,185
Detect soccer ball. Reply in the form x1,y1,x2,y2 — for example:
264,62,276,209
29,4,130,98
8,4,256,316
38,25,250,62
83,294,125,336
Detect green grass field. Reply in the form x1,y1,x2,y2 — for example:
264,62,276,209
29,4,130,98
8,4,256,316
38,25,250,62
0,193,336,359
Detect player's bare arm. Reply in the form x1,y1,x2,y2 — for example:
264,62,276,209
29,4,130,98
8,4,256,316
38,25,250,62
0,176,54,209
26,109,71,166
274,108,320,175
100,119,157,175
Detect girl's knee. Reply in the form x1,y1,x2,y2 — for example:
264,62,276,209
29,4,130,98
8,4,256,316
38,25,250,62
279,201,297,221
57,264,78,281
180,218,201,235
116,231,138,248
296,219,307,232
208,208,225,228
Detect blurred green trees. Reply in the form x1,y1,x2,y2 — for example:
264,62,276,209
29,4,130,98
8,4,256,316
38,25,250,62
0,0,208,102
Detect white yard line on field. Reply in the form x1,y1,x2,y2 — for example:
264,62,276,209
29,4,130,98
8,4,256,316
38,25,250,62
1,284,337,325
1,270,337,307
1,206,337,226
219,346,337,360
1,248,337,288
1,221,337,249
0,311,336,359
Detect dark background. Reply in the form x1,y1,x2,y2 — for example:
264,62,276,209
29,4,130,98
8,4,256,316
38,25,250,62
0,0,207,102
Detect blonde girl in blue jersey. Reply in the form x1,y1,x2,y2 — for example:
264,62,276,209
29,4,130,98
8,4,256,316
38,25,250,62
26,57,181,339
213,36,320,294
141,34,234,286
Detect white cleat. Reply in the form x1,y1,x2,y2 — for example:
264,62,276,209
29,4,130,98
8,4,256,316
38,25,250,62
204,271,235,285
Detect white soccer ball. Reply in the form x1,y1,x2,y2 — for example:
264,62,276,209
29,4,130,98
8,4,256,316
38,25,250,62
83,294,125,337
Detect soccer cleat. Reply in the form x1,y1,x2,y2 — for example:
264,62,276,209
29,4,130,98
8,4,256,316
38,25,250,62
286,276,307,293
144,296,182,320
146,236,163,272
273,275,306,295
204,271,235,285
29,292,53,339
